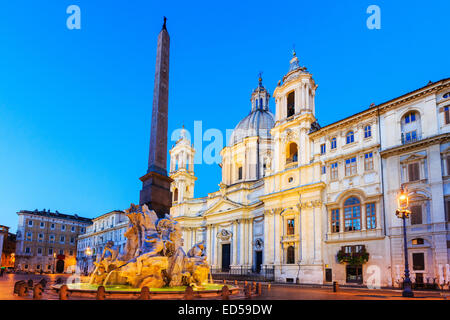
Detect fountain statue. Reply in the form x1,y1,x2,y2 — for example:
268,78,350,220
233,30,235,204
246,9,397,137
88,203,210,289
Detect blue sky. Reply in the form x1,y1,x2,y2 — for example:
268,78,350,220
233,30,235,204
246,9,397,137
0,0,449,232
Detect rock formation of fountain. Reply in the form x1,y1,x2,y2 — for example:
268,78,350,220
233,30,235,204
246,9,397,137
88,203,209,288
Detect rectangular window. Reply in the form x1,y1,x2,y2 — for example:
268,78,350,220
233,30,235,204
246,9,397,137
345,157,357,176
71,226,75,232
331,209,340,233
321,166,326,175
364,125,372,138
320,143,326,154
50,223,55,230
40,222,45,228
59,249,64,255
61,225,66,231
408,162,420,181
238,166,243,180
412,253,425,270
60,236,65,243
446,199,450,222
446,156,450,176
48,248,53,255
38,233,44,242
25,247,31,254
364,152,374,171
70,237,75,244
330,162,338,180
26,232,32,241
37,247,42,255
287,219,295,235
49,234,55,243
366,203,376,229
28,220,33,227
445,106,450,124
331,138,337,149
410,205,423,225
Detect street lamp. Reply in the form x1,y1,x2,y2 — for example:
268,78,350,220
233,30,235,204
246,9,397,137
395,188,414,297
85,247,92,275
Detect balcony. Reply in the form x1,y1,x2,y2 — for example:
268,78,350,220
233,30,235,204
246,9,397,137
401,132,421,145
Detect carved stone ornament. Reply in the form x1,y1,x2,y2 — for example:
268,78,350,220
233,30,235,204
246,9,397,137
217,229,232,241
254,238,264,250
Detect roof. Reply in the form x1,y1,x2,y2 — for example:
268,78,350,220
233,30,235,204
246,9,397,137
309,77,450,136
17,209,92,224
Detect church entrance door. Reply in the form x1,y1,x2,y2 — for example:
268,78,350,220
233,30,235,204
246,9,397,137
255,251,263,273
221,244,230,272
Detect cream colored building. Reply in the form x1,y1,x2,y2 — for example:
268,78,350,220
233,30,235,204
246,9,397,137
170,53,450,287
76,210,128,274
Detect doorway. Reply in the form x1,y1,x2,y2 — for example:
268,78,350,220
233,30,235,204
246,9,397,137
346,265,363,284
221,244,231,272
56,260,65,273
255,251,263,273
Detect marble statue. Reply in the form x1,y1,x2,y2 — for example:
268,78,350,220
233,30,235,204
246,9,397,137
88,203,210,289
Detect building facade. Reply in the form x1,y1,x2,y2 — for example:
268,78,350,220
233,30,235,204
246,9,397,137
0,225,16,268
170,53,450,287
15,209,91,273
76,210,127,274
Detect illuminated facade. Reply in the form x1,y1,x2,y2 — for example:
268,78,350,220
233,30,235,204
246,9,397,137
15,209,91,273
170,53,450,286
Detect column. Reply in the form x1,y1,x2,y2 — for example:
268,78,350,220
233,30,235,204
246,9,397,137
232,221,238,265
239,219,245,265
248,218,253,268
274,212,281,265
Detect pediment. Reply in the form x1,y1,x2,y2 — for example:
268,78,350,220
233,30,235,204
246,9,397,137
401,153,426,163
204,198,243,215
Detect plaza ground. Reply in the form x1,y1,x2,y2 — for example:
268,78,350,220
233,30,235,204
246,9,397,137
0,273,447,300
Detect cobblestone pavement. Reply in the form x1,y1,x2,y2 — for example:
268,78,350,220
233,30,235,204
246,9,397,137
0,274,448,300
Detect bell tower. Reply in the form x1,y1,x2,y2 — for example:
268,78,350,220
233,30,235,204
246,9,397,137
169,126,197,204
271,51,319,172
273,50,317,122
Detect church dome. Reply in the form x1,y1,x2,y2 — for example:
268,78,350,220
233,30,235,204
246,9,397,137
228,109,275,146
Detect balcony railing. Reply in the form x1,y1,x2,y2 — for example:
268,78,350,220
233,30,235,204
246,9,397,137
401,132,421,145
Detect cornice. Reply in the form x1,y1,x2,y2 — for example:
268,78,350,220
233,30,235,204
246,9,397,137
380,133,450,157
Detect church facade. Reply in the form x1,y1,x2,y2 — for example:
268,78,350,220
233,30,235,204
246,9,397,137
169,53,450,287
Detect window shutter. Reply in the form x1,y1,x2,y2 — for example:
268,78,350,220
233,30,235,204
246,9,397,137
446,157,450,176
445,108,450,124
410,205,422,225
408,163,420,181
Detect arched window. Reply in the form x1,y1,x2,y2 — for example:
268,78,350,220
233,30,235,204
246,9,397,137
346,131,354,144
401,111,421,144
287,91,295,117
286,246,295,264
286,142,298,164
344,197,361,231
331,137,337,149
173,188,178,203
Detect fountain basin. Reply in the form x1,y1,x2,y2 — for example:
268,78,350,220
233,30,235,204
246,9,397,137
52,283,240,299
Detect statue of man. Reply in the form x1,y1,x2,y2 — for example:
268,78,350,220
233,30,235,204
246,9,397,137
135,232,164,275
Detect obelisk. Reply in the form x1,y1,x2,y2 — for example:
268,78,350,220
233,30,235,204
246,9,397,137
139,17,173,217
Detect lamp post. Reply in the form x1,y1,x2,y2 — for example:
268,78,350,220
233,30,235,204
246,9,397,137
395,188,414,297
85,247,92,276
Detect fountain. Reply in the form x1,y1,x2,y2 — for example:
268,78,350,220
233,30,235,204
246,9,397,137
52,204,238,298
